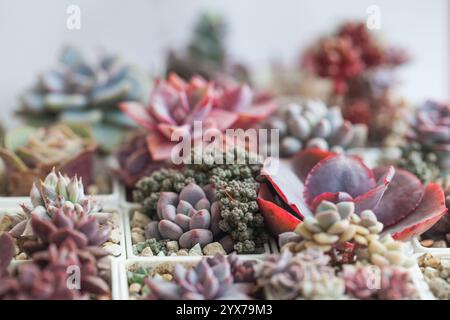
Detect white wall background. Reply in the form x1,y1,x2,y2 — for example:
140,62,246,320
0,0,448,128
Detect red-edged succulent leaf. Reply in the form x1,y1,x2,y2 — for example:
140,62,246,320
384,183,447,240
371,167,424,228
290,148,335,181
354,166,395,213
303,155,375,206
261,157,313,218
221,84,254,112
0,233,15,276
257,184,301,234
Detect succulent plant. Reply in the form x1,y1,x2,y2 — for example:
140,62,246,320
166,13,227,80
257,148,447,241
120,73,238,162
279,200,413,268
302,21,409,143
166,13,249,83
396,142,441,185
22,208,111,257
255,250,345,300
18,46,150,152
133,147,267,254
8,170,111,243
144,253,253,300
115,133,162,188
144,183,230,251
343,264,417,300
0,233,110,300
262,101,367,157
0,123,96,196
408,100,450,173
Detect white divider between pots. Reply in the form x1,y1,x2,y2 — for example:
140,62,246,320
411,236,450,255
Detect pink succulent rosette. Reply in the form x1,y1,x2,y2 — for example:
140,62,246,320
120,73,239,162
212,77,278,129
257,148,447,240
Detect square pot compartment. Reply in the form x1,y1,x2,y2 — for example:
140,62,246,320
123,205,273,260
413,252,450,300
7,257,122,300
118,255,262,300
0,206,127,260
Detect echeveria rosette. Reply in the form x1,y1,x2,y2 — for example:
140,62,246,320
120,73,239,162
144,253,253,300
213,77,278,129
257,148,447,241
0,233,110,300
19,46,150,153
145,183,233,252
0,123,97,196
408,100,450,173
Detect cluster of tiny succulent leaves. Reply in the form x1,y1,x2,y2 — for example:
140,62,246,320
397,142,440,184
133,147,266,254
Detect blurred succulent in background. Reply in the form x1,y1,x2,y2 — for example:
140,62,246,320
166,13,249,82
279,200,414,268
302,21,409,144
407,100,450,174
18,46,150,153
262,100,367,158
144,253,253,300
120,73,238,162
255,250,346,300
257,148,447,242
343,264,417,300
115,133,159,188
133,147,267,254
117,72,276,187
144,183,231,251
0,233,111,300
0,123,96,196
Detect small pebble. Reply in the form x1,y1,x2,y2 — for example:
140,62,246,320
421,239,434,247
104,244,122,257
132,232,145,244
433,240,447,248
189,243,203,256
109,229,121,244
131,211,151,229
166,241,179,252
202,242,226,256
141,247,154,257
129,283,141,294
15,252,28,260
177,249,189,256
